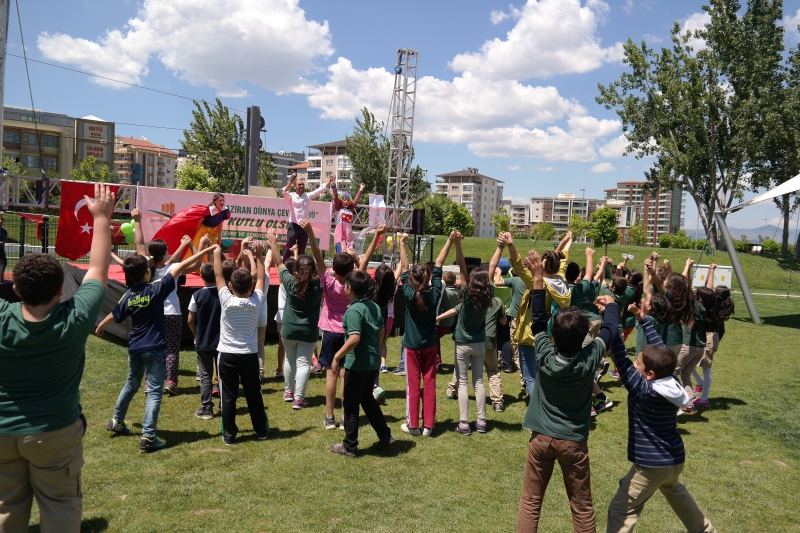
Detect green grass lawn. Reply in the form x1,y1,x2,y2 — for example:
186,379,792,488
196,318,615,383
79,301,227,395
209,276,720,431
24,294,800,533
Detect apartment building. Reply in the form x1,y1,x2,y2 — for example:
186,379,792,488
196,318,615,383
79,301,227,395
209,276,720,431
114,136,177,188
248,150,305,188
306,140,353,191
501,197,531,234
530,193,606,241
2,107,115,180
604,181,685,245
435,168,503,238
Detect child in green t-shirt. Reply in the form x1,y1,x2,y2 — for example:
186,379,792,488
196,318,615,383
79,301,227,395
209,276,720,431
330,270,393,457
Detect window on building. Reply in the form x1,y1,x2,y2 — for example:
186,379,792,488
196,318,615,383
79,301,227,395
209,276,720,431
22,155,39,168
42,157,57,170
148,166,154,174
326,159,333,166
326,171,333,177
43,135,58,148
5,152,19,163
23,133,40,146
3,131,20,144
21,115,40,123
148,156,154,163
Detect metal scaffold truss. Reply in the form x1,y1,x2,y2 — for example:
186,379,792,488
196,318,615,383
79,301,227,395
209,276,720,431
385,48,418,232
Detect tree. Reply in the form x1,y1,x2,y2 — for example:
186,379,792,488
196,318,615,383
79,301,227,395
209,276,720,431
414,193,454,235
597,12,748,248
491,206,512,235
2,149,25,176
443,203,477,237
530,222,555,242
346,107,428,204
69,156,115,183
627,218,648,246
258,154,277,189
177,159,218,192
586,207,620,254
182,99,247,194
567,214,590,241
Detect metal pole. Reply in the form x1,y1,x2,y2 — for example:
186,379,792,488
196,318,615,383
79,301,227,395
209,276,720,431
0,0,8,163
714,211,760,324
41,215,48,254
18,215,25,258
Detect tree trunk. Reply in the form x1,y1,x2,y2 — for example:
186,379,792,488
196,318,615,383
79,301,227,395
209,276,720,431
782,194,790,257
605,243,609,256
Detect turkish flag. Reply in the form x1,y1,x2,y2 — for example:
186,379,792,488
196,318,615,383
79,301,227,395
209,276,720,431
55,181,119,260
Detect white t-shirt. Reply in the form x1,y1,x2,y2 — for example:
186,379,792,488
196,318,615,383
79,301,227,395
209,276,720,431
155,264,181,316
217,287,264,354
274,284,287,323
257,272,271,328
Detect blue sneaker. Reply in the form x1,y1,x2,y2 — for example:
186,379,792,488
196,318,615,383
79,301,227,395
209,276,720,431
455,422,471,436
106,419,131,436
139,436,167,452
380,365,389,373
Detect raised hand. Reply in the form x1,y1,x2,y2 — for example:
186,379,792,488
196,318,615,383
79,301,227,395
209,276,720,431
130,206,142,223
594,295,615,312
375,224,388,236
400,233,410,244
181,235,192,245
253,242,265,258
527,250,543,279
266,229,278,245
199,235,212,249
86,183,116,220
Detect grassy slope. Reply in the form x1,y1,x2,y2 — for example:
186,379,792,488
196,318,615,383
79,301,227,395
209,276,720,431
26,294,800,533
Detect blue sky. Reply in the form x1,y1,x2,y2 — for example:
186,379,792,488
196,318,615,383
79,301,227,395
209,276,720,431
6,0,800,232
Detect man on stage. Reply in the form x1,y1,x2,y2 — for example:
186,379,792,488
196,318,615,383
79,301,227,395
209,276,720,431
282,173,332,261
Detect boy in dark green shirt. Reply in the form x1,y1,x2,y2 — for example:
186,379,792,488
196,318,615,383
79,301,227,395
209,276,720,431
330,270,393,457
516,251,620,532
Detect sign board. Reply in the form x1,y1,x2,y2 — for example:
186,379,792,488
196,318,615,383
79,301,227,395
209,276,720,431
691,264,733,289
76,142,110,163
137,187,332,248
75,118,114,143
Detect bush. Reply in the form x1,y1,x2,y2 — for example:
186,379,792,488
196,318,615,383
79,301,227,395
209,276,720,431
658,234,673,248
761,239,781,255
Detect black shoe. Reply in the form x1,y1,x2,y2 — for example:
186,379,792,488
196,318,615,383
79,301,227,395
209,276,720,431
222,436,236,446
194,407,214,420
330,443,356,458
139,436,167,452
373,436,395,450
257,433,269,441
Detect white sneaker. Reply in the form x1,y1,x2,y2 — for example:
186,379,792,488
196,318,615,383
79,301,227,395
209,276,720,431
400,423,421,436
422,427,432,437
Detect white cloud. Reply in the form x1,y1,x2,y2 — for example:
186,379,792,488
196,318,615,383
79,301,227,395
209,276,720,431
591,162,617,173
490,10,509,24
622,0,635,15
534,166,554,171
37,0,333,94
642,33,663,44
506,165,522,171
599,134,629,158
449,0,621,81
681,12,710,51
784,9,800,43
298,59,621,161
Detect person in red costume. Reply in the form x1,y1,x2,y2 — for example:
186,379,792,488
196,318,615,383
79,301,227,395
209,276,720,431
152,193,231,260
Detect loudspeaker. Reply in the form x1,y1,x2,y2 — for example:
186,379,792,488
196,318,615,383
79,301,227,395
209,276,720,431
464,256,482,267
410,208,425,234
409,209,425,235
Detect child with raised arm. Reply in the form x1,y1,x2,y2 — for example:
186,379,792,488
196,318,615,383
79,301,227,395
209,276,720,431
329,270,394,457
516,251,620,533
604,298,716,533
267,223,324,411
187,262,222,420
399,231,453,436
692,280,734,408
0,184,115,531
213,243,269,444
98,241,216,452
331,179,366,253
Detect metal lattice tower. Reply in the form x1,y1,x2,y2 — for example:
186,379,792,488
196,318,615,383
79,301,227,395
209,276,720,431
385,48,418,231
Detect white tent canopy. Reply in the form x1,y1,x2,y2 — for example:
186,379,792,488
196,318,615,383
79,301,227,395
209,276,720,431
731,173,800,212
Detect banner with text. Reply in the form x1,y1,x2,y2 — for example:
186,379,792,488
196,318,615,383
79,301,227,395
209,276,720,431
137,187,332,248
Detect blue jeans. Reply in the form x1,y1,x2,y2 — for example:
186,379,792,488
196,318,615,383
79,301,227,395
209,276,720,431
113,349,167,439
398,345,405,368
518,344,538,398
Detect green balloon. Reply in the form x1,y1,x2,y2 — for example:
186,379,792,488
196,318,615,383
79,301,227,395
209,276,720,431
120,222,133,235
125,233,135,244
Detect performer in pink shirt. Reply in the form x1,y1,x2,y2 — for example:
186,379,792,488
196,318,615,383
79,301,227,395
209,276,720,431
281,173,332,261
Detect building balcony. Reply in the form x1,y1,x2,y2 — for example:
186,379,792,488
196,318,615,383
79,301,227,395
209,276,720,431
157,160,165,166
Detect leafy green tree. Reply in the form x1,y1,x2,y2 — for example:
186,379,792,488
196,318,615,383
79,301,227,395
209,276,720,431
259,154,277,189
587,207,620,254
346,107,428,204
70,156,116,183
597,13,746,247
567,214,590,241
177,159,218,192
491,206,512,235
181,99,247,194
414,192,453,235
531,222,555,242
2,149,25,176
444,203,477,237
627,218,648,246
658,234,673,248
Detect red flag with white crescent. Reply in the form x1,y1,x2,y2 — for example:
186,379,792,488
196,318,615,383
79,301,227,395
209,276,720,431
55,181,119,260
